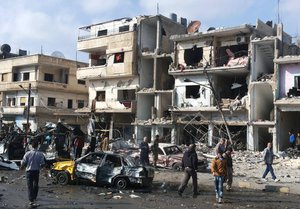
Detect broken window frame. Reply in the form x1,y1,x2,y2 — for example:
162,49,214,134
113,52,124,63
77,100,84,108
96,91,106,102
117,89,136,107
91,53,107,66
185,85,200,99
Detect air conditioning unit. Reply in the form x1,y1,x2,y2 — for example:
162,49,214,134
236,36,246,44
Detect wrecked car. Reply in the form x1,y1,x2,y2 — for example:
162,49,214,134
50,151,154,189
0,131,26,161
132,143,208,171
0,155,19,170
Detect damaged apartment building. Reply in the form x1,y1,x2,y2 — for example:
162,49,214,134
168,19,293,152
76,15,186,142
0,45,89,132
274,48,300,151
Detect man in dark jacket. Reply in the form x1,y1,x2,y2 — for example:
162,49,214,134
178,144,198,198
261,142,279,182
139,136,150,166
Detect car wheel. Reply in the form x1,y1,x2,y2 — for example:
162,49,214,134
172,163,182,172
56,171,70,185
114,177,128,189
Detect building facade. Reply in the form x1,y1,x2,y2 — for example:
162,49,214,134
274,55,300,151
76,15,187,143
0,53,89,132
169,20,293,152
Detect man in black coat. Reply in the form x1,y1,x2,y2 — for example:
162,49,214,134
178,144,198,198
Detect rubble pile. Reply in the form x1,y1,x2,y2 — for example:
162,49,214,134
232,149,300,183
280,148,300,159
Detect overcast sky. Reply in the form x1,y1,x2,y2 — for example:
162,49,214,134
0,0,299,62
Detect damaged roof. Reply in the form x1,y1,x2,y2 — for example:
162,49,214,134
170,24,254,42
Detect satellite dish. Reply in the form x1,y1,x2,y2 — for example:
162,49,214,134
1,44,11,53
187,20,201,34
51,51,65,58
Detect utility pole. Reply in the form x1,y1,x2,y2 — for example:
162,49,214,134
19,83,31,142
203,69,232,144
26,83,31,135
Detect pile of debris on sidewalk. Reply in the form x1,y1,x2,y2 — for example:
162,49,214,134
192,142,300,183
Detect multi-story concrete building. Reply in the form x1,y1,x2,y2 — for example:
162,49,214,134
0,50,89,132
168,19,292,152
274,53,300,151
76,15,186,142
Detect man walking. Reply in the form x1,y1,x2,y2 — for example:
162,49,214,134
261,142,279,182
224,147,233,191
21,140,45,207
178,144,199,198
211,150,227,204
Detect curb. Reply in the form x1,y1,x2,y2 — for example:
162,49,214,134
237,181,290,193
264,185,290,193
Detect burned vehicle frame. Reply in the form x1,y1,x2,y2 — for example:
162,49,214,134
50,152,154,189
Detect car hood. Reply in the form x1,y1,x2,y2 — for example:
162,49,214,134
52,160,75,170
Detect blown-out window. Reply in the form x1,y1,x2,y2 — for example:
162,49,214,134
185,85,200,99
114,52,124,63
96,91,106,101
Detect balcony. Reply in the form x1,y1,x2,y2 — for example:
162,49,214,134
0,81,87,94
2,106,84,116
77,62,136,80
2,106,36,115
93,100,137,113
77,30,136,52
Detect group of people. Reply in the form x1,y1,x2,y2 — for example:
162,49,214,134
139,135,159,167
178,138,279,204
288,131,300,150
177,138,233,203
20,133,280,207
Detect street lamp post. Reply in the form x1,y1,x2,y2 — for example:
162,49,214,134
183,76,232,144
19,83,31,140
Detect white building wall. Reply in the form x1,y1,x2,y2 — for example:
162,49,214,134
175,76,212,108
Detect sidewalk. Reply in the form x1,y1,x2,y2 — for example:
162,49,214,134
154,169,300,195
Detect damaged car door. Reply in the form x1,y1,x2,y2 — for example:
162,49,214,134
75,153,104,183
97,153,123,186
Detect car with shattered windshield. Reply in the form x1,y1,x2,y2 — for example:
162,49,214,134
50,151,154,189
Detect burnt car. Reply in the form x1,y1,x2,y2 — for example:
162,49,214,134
50,151,154,189
133,143,208,171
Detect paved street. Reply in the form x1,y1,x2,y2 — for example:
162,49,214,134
0,169,299,209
